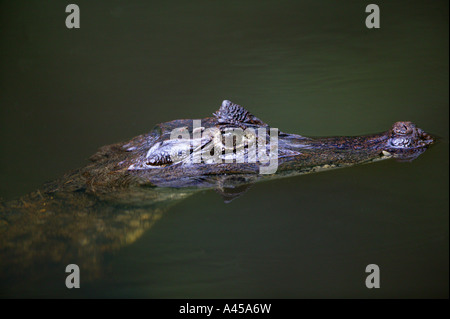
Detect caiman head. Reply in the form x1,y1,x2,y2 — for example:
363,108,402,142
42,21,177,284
82,100,435,201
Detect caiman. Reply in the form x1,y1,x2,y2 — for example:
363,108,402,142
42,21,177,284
0,100,435,280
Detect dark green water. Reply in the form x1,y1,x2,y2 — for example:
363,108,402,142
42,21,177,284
0,1,448,298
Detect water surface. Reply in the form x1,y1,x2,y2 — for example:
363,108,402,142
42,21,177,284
0,0,448,298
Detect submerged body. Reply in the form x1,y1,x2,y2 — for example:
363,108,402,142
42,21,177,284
0,100,435,278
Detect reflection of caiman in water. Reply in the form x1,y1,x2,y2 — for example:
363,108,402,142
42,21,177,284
0,100,435,278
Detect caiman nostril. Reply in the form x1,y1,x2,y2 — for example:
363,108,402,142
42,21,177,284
403,124,408,133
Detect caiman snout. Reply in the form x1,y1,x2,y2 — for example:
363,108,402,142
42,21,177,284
389,121,434,148
385,121,435,161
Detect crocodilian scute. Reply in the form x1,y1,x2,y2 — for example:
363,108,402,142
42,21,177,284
213,100,267,126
